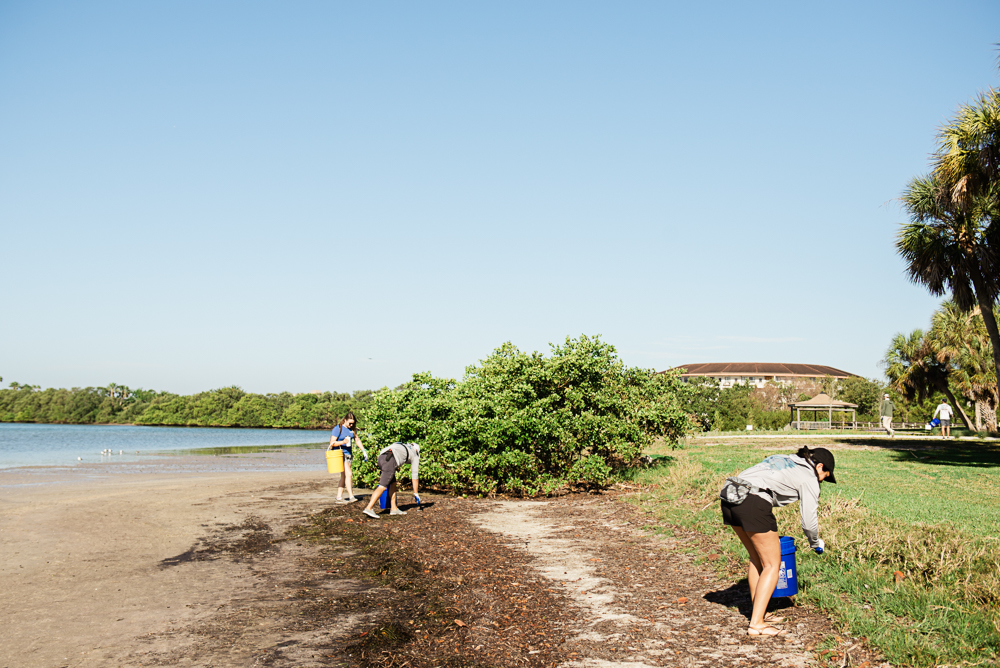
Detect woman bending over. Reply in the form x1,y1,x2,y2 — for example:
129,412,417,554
719,446,836,637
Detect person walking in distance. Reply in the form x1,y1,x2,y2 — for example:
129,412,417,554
880,393,895,438
362,442,420,518
932,401,954,439
720,447,836,637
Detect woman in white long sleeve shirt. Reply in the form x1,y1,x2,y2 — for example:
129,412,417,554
719,446,837,637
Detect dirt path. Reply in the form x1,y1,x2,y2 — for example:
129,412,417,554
470,497,884,668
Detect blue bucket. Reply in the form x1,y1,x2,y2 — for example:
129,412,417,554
379,489,389,510
773,536,798,597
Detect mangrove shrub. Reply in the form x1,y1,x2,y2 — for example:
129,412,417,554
353,335,692,496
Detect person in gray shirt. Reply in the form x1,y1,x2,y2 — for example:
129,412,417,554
719,446,836,637
362,442,420,518
880,393,895,438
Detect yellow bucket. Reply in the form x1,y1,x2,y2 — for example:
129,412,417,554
326,448,344,474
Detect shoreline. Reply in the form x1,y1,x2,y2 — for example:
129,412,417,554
1,420,335,430
0,447,330,484
0,424,331,471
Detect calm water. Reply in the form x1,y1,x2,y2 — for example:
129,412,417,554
0,423,330,469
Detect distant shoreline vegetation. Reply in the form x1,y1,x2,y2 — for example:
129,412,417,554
0,383,372,429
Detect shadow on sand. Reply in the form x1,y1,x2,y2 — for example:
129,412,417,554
704,580,795,620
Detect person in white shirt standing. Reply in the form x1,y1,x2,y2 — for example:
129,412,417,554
932,401,954,438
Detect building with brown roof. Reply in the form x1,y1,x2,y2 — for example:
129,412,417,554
668,363,856,390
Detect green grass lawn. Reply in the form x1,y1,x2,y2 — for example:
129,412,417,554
628,435,1000,667
691,436,1000,537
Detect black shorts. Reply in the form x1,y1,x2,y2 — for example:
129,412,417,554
721,494,778,534
377,451,398,488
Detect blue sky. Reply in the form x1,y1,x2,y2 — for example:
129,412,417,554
2,1,999,394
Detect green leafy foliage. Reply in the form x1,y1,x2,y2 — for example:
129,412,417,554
0,382,370,428
677,378,791,431
675,376,720,431
837,376,884,416
711,383,762,431
352,336,692,497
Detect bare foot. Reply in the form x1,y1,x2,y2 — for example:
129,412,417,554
747,625,786,637
764,613,786,624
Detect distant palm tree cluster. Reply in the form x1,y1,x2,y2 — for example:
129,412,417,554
894,61,1000,433
883,302,997,432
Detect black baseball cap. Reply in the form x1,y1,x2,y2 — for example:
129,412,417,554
812,447,837,483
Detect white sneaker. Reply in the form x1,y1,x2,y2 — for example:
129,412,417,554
389,509,407,516
362,509,379,519
346,496,359,502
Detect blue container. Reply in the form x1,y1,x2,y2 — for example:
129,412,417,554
379,489,389,510
773,536,798,597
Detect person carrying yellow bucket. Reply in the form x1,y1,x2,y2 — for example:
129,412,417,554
328,412,367,503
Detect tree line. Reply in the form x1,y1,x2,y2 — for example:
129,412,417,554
0,368,894,434
2,336,694,495
0,381,372,429
677,374,886,432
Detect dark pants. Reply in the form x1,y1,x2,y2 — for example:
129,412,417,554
377,451,398,489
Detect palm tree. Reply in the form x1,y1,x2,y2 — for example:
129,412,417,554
883,329,928,401
930,301,998,431
935,90,1000,215
900,88,1000,400
882,328,974,429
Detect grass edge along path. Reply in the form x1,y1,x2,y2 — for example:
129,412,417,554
624,441,1000,668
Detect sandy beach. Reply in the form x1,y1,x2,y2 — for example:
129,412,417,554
0,455,340,667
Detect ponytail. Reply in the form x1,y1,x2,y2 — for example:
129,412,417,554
796,446,820,481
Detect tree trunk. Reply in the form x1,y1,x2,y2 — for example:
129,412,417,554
969,269,1000,406
984,398,998,433
942,385,975,430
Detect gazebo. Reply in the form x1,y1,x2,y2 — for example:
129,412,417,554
789,393,858,429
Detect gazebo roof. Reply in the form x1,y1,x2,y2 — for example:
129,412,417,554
789,393,858,409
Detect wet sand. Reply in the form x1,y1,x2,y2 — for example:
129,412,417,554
0,451,338,667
